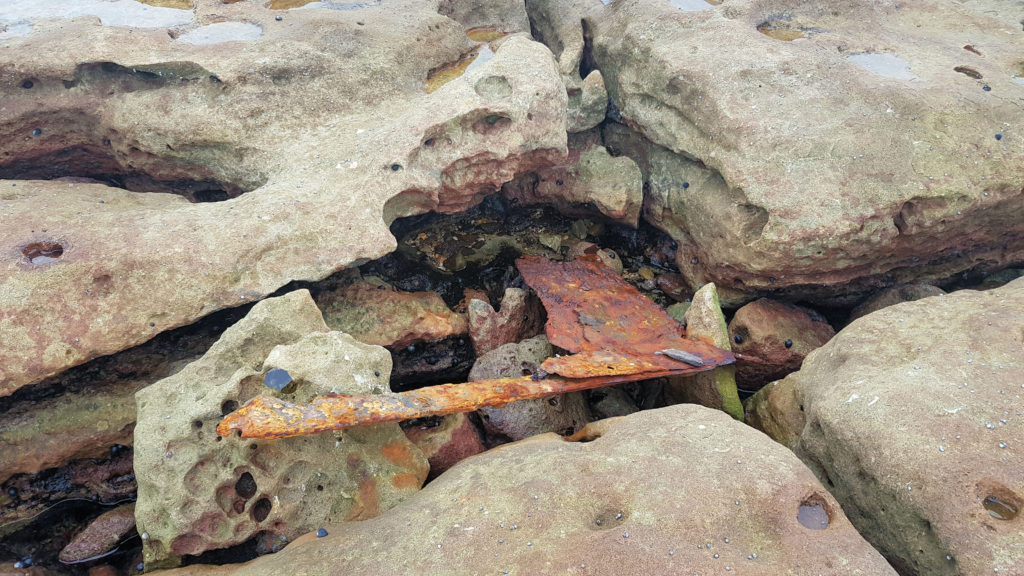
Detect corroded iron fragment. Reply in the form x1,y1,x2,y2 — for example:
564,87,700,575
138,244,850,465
219,255,734,438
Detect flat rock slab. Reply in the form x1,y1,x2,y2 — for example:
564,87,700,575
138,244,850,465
748,277,1024,575
0,0,566,395
588,0,1024,304
155,404,897,576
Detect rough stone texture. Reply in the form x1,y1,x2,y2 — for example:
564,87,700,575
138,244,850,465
589,0,1024,306
157,405,898,576
403,413,486,480
502,130,643,225
565,241,623,274
0,0,568,396
317,277,468,348
524,0,607,132
58,503,136,564
469,335,590,442
849,283,946,320
587,386,638,420
663,283,742,419
134,290,428,569
729,299,836,392
466,287,545,356
747,277,1024,575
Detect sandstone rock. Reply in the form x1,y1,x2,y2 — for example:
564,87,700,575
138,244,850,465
403,413,485,480
469,335,590,442
663,283,742,419
850,283,946,320
729,299,836,392
466,287,545,356
317,277,468,348
748,277,1024,575
590,0,1024,305
58,503,136,564
587,386,638,420
156,405,898,576
565,241,623,274
525,0,608,131
502,130,642,226
0,0,567,396
134,290,427,569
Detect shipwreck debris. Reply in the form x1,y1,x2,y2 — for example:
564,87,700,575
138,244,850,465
219,255,734,439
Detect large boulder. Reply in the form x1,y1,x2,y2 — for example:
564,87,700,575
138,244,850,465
587,0,1024,305
747,277,1024,575
134,290,428,569
156,404,898,576
0,0,568,396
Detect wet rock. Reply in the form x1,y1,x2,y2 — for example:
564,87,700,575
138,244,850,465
655,272,690,302
0,0,568,396
317,277,468,348
850,283,946,320
469,335,590,442
403,414,485,480
590,1,1024,306
466,287,545,356
58,503,136,564
134,290,427,569
387,336,476,390
663,283,742,419
156,405,898,576
748,277,1024,575
729,299,836,392
502,131,642,226
565,241,623,275
979,267,1024,289
587,386,638,420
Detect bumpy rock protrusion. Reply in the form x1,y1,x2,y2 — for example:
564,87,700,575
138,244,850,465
748,277,1024,575
663,283,743,419
729,299,836,392
58,503,136,564
466,287,545,356
134,290,427,569
317,277,468,348
470,335,590,442
156,405,899,576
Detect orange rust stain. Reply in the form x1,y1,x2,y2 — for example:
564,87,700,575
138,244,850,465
391,473,422,490
346,478,380,521
381,442,417,468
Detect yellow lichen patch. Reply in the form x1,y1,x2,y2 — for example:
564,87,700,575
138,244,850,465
757,26,806,41
138,0,193,7
266,0,319,9
466,27,505,42
425,51,478,94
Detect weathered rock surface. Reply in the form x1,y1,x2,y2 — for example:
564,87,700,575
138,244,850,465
729,299,836,392
466,287,545,356
156,404,898,576
58,503,136,564
586,0,1024,305
502,130,643,226
849,283,946,320
0,0,568,395
663,283,743,419
747,278,1024,575
134,290,427,569
403,413,485,480
317,277,468,348
469,335,590,442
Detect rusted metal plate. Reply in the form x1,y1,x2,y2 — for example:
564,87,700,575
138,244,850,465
219,254,735,439
517,254,734,377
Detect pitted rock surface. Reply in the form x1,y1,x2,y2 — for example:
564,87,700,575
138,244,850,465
134,290,427,569
0,0,567,396
156,404,898,576
747,277,1024,575
586,0,1024,305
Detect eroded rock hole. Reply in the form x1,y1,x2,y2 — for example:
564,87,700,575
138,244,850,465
798,496,830,529
251,497,272,522
21,241,64,264
235,472,257,500
983,495,1019,521
221,400,239,416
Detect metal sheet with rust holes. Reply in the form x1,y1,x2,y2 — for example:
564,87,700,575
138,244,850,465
218,255,735,439
518,254,734,378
